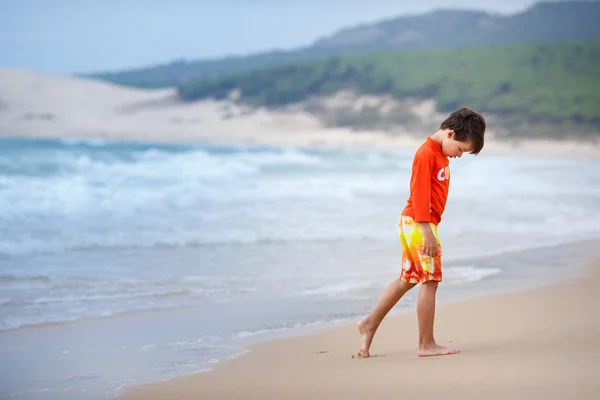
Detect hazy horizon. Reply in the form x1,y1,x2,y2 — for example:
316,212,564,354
0,0,571,75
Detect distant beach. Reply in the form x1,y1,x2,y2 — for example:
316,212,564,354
1,67,599,158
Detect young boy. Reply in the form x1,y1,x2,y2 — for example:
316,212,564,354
357,107,486,358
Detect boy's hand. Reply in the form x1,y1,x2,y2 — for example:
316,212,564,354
422,233,439,257
417,222,439,257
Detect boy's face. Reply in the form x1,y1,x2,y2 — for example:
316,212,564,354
442,130,472,159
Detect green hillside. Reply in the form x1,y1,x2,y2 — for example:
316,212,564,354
86,1,600,89
178,40,600,137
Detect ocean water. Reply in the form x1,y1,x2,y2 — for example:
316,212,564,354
1,137,599,399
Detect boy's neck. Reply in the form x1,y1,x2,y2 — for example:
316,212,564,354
430,130,445,147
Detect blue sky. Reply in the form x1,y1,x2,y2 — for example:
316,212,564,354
1,0,548,75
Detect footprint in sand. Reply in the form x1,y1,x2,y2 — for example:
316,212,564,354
352,352,385,358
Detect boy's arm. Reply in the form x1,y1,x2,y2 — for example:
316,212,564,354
411,150,438,257
410,149,433,222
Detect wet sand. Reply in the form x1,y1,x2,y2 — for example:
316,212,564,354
117,261,600,400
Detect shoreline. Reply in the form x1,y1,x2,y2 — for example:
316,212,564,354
3,237,597,335
2,239,598,400
116,259,600,400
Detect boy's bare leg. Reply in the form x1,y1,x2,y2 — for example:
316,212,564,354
357,278,416,357
417,280,460,357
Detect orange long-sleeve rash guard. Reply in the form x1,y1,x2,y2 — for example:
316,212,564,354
401,137,450,226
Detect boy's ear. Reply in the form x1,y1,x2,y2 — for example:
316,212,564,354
447,130,455,139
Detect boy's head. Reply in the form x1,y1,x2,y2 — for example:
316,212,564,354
438,108,486,158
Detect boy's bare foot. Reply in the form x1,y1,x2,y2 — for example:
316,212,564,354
356,319,374,358
417,344,460,357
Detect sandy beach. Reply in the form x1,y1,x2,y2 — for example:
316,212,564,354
117,260,600,400
1,67,599,158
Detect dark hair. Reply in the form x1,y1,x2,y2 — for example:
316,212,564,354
439,108,486,155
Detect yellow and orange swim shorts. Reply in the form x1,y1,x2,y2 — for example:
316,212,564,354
398,215,443,283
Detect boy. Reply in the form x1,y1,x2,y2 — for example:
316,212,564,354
357,107,486,358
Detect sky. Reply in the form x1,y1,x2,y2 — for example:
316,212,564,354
0,0,555,75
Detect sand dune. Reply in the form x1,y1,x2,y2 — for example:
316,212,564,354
1,67,599,156
0,67,394,148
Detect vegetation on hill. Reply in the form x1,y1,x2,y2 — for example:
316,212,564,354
176,40,600,137
86,2,600,89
